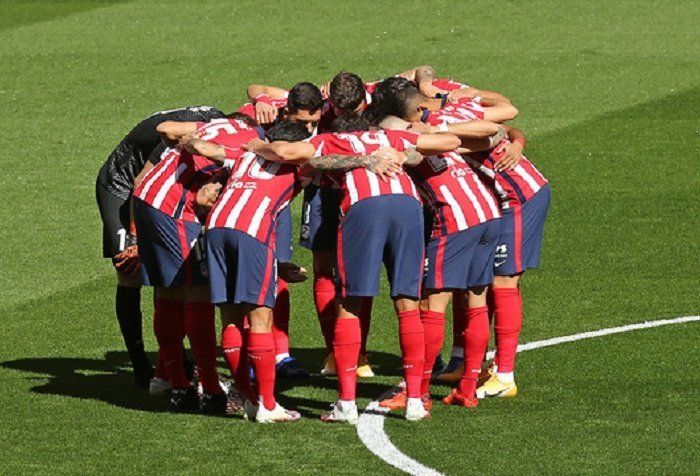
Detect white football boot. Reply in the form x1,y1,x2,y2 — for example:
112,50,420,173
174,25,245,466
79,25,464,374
255,402,301,423
320,400,359,425
405,397,430,421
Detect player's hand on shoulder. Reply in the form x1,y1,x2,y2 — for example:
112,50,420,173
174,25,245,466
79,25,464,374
255,101,278,125
369,147,405,181
493,138,523,172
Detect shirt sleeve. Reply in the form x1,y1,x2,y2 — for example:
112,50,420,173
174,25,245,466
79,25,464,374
386,130,419,150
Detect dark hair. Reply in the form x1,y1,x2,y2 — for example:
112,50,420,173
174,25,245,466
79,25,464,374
330,71,365,112
265,121,311,142
224,111,259,128
364,76,419,124
331,114,370,133
287,82,324,113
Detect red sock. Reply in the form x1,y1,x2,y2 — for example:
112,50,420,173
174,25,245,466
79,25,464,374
397,309,425,399
452,291,466,351
493,287,523,373
248,332,276,410
333,318,361,401
314,274,337,354
183,302,221,395
153,298,189,388
458,306,490,398
272,279,290,357
221,325,254,401
486,288,498,368
359,298,373,355
420,310,445,395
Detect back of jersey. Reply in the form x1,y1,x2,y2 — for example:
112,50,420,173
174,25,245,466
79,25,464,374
97,105,226,199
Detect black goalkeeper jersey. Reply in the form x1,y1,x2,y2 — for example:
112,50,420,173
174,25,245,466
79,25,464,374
96,105,226,200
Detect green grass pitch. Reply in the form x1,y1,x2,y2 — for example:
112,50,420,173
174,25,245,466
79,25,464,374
1,0,699,474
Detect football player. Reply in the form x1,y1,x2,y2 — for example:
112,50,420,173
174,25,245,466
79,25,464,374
381,78,550,397
376,115,504,409
132,113,262,413
248,114,460,422
95,105,226,390
193,121,404,421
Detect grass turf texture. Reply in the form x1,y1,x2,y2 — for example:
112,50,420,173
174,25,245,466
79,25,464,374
1,0,698,474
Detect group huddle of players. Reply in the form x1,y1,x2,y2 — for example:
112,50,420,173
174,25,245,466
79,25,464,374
95,65,550,424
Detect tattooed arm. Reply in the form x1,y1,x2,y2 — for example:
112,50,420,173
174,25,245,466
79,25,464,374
301,147,405,181
402,149,425,166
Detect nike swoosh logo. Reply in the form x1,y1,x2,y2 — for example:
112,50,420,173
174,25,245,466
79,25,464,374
494,261,506,267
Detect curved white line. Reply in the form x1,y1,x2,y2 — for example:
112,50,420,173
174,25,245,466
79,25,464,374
356,315,700,476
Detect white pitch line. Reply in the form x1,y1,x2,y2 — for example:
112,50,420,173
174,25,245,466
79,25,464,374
356,315,700,476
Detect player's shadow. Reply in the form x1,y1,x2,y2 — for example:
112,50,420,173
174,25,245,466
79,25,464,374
1,351,171,413
1,348,405,418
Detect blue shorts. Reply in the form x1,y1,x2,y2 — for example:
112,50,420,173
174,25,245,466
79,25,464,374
337,195,424,299
207,228,277,308
495,185,550,276
424,219,501,290
299,185,341,252
133,199,207,288
275,205,293,262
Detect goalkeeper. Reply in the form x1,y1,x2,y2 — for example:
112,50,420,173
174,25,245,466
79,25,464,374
95,105,225,389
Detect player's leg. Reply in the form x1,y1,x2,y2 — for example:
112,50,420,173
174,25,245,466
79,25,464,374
183,284,226,414
356,297,375,377
133,198,196,411
272,205,309,378
299,185,343,375
384,195,427,421
321,297,363,424
322,199,383,424
445,219,501,407
96,185,151,387
249,306,300,423
219,303,258,419
483,185,550,397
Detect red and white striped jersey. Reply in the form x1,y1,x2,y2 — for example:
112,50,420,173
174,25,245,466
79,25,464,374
409,151,500,238
422,96,485,124
431,78,470,93
309,130,421,213
206,152,305,248
464,140,548,209
133,119,262,222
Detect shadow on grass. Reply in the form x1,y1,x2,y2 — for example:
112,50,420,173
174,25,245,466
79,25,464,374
0,347,404,417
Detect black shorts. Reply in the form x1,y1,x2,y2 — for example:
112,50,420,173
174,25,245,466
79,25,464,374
96,182,131,258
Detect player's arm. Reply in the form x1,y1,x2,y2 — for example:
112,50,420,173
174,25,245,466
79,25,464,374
397,65,435,82
493,125,526,171
246,84,289,101
246,84,288,124
429,120,506,152
179,137,231,164
244,139,315,163
414,133,461,155
156,121,199,145
301,148,404,181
